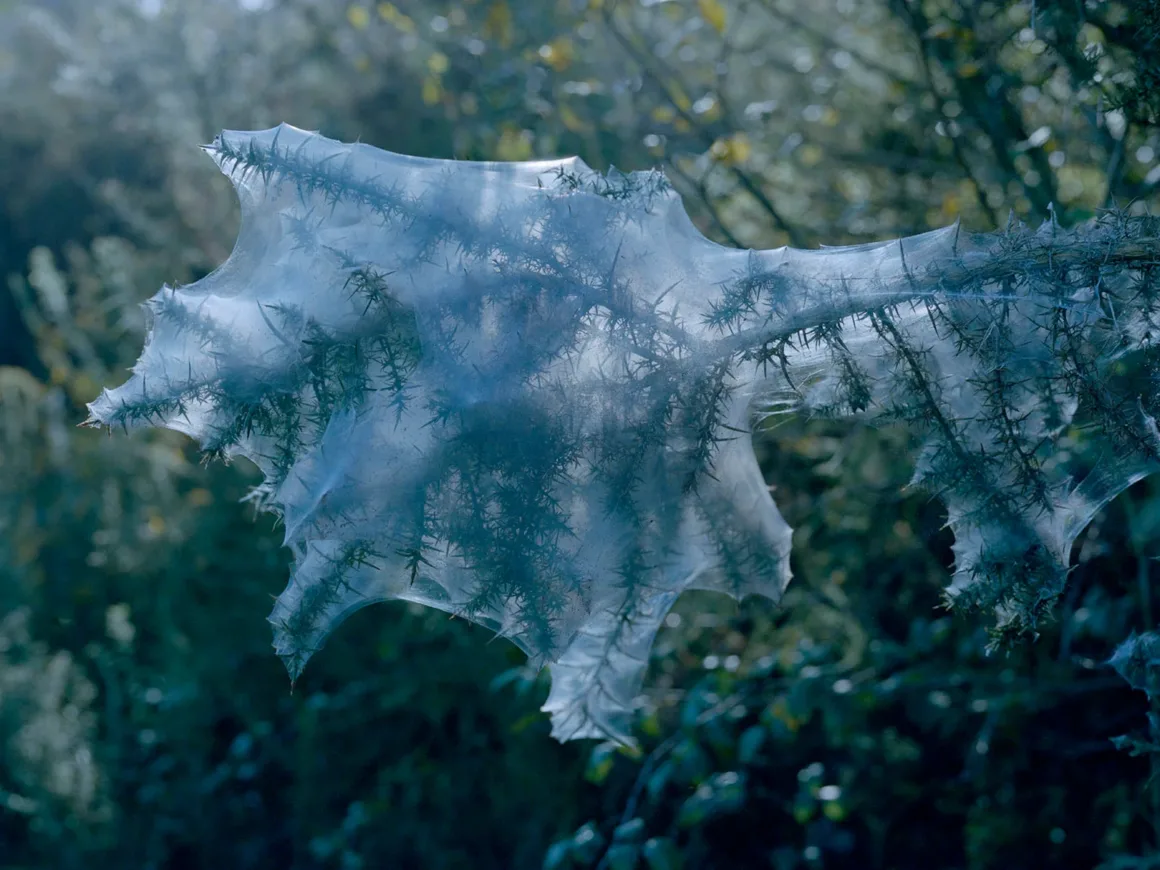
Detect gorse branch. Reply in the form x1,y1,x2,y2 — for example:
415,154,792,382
88,124,1160,742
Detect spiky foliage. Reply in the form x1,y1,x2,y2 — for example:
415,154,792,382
88,124,1160,742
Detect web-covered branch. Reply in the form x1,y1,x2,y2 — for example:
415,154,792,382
88,124,1160,742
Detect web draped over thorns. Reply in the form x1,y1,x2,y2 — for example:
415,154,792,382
89,124,1160,742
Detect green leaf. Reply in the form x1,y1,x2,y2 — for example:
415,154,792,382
738,725,766,765
585,741,618,784
606,843,641,870
643,837,683,870
570,823,605,864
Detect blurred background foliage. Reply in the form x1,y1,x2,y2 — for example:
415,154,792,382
2,0,1160,867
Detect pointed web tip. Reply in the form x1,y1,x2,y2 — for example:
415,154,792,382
281,654,305,688
274,634,310,687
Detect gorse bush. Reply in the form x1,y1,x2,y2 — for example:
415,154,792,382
87,123,1160,746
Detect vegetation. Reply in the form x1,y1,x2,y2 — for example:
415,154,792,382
5,1,1160,868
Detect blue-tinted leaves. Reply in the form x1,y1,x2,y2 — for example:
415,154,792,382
677,770,745,827
737,724,767,765
642,837,683,870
